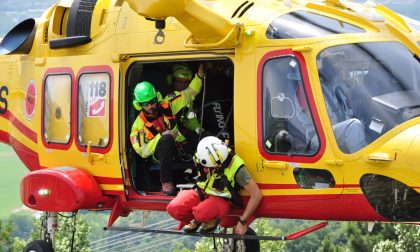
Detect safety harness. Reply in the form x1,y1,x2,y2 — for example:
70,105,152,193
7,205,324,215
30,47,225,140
196,153,243,207
139,103,176,141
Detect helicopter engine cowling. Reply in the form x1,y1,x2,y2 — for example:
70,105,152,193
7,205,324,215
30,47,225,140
21,166,114,212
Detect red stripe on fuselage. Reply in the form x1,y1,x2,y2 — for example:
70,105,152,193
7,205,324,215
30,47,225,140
117,191,388,222
255,194,388,221
95,176,123,185
257,183,360,190
7,135,40,171
0,130,10,144
342,184,360,188
0,111,37,143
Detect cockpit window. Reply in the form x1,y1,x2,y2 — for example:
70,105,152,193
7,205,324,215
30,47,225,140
262,56,320,156
266,11,366,39
317,42,420,153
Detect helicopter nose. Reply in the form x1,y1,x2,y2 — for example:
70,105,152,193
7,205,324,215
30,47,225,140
360,124,420,222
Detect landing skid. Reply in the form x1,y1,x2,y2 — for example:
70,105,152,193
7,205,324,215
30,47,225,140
104,221,328,241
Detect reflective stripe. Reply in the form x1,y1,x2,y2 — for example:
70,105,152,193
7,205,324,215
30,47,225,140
184,88,193,104
139,130,146,146
187,112,196,119
186,87,198,99
139,144,150,157
207,189,231,198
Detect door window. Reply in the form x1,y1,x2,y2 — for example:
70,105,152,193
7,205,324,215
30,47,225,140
262,56,320,156
293,167,335,189
43,74,72,146
77,72,111,148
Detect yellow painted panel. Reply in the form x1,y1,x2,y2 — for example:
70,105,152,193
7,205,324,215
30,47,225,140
100,184,125,191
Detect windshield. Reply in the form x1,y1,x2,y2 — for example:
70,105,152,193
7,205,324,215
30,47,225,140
317,42,420,153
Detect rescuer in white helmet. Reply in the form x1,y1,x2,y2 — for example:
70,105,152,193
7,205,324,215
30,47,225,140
167,136,262,235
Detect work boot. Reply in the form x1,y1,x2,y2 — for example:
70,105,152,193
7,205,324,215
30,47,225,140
183,220,201,233
199,219,219,234
162,182,177,196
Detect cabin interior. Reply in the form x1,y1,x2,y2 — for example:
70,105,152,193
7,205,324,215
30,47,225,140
125,59,234,194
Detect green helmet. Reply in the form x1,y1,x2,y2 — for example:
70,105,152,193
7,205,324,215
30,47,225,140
133,81,157,107
171,64,193,80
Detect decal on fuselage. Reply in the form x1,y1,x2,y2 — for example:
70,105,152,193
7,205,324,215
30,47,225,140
85,80,107,117
212,102,230,139
0,85,9,114
24,80,37,120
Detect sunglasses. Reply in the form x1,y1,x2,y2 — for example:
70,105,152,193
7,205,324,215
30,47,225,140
140,99,157,107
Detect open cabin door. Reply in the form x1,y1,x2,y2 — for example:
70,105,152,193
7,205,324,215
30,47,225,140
121,57,235,198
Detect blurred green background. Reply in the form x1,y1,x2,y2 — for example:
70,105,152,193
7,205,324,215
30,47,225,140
0,144,27,218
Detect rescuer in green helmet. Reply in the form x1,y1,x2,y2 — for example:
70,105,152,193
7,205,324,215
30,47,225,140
130,64,205,196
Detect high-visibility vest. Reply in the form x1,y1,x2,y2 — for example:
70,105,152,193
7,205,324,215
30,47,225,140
130,103,185,158
197,155,244,199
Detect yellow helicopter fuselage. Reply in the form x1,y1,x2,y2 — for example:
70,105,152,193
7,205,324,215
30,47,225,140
0,0,419,226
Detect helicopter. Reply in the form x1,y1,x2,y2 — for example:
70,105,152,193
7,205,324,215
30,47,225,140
0,0,419,251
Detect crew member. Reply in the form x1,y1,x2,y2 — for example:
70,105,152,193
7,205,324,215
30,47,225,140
130,65,205,196
165,63,204,135
319,56,367,153
167,136,262,235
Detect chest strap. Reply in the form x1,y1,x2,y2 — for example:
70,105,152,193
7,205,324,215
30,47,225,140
139,103,176,139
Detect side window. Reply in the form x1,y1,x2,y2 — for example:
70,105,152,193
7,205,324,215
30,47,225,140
293,168,335,189
77,72,110,148
43,74,72,146
262,56,319,156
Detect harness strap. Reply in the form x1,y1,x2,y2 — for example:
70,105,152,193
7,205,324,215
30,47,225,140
139,103,176,139
195,187,206,201
221,171,243,208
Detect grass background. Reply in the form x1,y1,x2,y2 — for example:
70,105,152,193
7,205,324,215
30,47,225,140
0,144,28,219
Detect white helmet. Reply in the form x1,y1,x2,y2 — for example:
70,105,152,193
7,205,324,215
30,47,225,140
196,136,229,168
